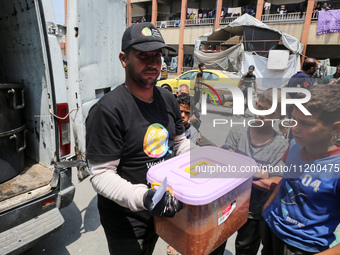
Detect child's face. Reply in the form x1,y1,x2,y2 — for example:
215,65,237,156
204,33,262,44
291,108,335,153
179,104,191,127
253,99,281,127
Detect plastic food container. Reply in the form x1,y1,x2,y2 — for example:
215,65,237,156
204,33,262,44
147,146,257,255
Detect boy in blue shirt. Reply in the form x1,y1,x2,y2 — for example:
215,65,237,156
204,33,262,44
262,84,340,255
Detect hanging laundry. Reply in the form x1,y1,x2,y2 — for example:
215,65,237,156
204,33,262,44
264,2,271,11
280,5,286,14
174,20,180,27
232,7,242,16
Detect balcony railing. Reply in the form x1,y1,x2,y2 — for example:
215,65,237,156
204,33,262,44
261,11,318,23
262,12,304,22
156,11,319,28
156,16,238,28
220,16,240,25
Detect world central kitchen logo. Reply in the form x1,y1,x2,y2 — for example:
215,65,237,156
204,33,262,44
200,87,312,127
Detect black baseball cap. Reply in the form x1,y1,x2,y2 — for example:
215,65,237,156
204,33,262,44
122,22,176,52
248,65,255,71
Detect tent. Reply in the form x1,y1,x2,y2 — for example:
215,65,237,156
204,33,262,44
194,14,304,91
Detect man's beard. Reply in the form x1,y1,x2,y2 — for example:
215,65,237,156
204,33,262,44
136,76,157,88
128,65,158,88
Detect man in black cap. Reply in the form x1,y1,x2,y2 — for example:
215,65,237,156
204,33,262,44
237,65,258,118
86,22,187,255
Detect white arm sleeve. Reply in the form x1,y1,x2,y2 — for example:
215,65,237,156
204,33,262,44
89,160,148,212
174,133,198,155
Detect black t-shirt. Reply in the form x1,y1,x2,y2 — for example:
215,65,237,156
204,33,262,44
86,84,184,185
240,72,256,91
194,70,203,102
86,84,184,237
196,69,203,79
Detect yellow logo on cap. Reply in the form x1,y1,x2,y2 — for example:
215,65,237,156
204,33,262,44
141,27,152,36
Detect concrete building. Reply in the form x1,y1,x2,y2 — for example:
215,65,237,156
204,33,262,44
129,0,340,74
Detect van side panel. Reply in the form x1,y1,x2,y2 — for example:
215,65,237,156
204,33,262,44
67,0,126,168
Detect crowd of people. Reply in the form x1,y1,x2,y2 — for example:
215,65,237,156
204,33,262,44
85,22,340,255
134,16,147,24
314,2,335,12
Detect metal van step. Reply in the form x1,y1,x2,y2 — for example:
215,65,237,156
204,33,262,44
0,208,64,255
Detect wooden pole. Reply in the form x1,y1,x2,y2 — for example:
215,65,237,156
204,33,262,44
214,0,223,31
127,0,132,27
255,0,264,21
151,0,157,25
177,0,188,76
301,0,315,65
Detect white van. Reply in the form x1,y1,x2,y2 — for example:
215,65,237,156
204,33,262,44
0,0,125,253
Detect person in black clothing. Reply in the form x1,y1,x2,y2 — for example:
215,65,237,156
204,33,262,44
194,62,205,105
313,3,321,12
237,65,257,117
86,22,186,255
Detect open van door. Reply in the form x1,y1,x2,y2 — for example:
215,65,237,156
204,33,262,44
0,0,78,253
67,0,126,180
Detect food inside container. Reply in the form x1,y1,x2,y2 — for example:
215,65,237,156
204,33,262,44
147,146,257,255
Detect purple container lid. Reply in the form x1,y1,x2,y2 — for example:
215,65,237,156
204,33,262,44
147,146,257,205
